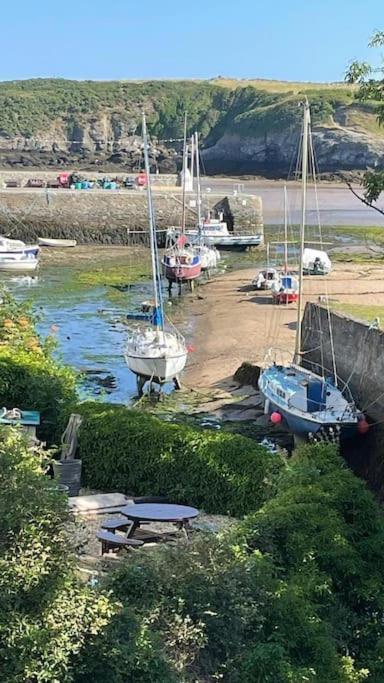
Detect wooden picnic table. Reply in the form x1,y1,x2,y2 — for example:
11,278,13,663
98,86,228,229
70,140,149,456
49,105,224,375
120,503,199,540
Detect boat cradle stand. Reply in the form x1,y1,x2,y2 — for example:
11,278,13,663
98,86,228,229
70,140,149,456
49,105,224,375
136,374,182,398
167,278,195,296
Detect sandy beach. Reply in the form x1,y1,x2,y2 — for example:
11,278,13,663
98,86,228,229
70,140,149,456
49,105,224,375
185,262,384,391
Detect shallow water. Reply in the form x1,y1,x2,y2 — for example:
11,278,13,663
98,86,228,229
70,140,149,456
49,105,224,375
1,255,156,403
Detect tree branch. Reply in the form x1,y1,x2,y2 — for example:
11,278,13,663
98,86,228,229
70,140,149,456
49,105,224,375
344,178,384,216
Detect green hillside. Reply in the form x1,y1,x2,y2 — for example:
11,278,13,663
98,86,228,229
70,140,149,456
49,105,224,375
0,77,376,141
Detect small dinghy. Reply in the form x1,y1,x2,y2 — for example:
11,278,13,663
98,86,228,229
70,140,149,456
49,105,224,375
38,238,77,248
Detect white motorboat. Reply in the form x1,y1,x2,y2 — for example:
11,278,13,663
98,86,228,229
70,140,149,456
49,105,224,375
38,237,77,248
168,215,262,250
0,255,39,272
0,236,39,259
125,113,188,394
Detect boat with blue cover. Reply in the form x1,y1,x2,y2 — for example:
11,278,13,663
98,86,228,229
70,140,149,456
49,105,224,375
258,100,363,439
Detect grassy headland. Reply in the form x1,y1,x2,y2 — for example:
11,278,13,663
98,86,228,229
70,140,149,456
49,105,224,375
0,77,379,143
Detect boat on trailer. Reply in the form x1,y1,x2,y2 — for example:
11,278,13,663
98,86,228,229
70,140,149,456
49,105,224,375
125,113,188,396
258,100,363,439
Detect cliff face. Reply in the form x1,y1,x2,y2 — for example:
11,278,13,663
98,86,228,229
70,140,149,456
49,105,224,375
201,123,384,175
0,79,382,176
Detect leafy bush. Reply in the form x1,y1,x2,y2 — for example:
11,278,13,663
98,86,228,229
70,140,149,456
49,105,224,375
77,402,282,516
0,427,117,682
0,291,77,442
72,443,383,682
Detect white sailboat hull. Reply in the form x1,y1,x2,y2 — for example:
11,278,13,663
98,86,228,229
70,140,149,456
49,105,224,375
125,329,187,381
125,353,187,381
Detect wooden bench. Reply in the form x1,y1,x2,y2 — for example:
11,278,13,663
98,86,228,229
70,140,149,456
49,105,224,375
101,518,132,533
96,530,143,555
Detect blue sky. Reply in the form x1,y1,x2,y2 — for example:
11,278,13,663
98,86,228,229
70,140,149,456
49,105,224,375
0,0,380,82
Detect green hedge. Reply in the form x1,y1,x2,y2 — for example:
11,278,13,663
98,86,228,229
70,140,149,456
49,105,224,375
77,402,283,516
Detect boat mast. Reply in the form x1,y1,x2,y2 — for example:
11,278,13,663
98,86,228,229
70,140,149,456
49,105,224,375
181,112,188,234
294,99,310,363
195,131,203,243
190,133,194,191
283,184,288,274
142,112,164,333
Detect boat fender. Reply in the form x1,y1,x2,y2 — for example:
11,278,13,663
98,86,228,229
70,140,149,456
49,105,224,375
270,411,282,424
357,417,369,434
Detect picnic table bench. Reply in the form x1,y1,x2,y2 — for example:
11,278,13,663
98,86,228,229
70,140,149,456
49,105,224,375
96,530,144,555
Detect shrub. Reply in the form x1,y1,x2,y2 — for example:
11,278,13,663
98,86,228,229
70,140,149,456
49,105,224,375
77,402,282,516
72,442,382,682
0,427,117,682
0,291,77,443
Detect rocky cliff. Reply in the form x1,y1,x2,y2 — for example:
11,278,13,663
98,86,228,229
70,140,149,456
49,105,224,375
0,78,382,176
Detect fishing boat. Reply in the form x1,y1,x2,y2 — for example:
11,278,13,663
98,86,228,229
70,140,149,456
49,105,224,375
38,238,77,248
258,100,363,439
125,113,188,395
162,115,202,288
302,247,331,275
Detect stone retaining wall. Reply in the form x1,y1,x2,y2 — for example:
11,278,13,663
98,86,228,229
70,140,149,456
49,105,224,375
0,189,263,244
301,302,384,497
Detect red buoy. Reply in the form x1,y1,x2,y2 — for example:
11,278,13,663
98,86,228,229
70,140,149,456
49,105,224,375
357,418,369,435
270,411,282,424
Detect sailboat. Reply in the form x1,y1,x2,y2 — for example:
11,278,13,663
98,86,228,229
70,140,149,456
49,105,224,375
252,243,280,290
258,100,362,438
161,115,202,288
270,185,299,305
125,113,188,395
192,132,220,271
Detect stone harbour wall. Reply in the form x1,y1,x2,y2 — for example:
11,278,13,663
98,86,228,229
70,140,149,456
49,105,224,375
301,303,384,497
0,188,263,244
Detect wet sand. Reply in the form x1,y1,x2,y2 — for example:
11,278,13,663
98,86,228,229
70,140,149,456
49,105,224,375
185,262,384,391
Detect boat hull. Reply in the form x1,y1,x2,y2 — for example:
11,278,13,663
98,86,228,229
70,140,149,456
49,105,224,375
272,291,298,304
162,261,202,282
38,238,77,248
125,352,187,382
263,397,358,439
0,259,39,272
190,234,263,250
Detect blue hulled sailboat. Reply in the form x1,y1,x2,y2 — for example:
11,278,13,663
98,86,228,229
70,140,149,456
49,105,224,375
258,100,363,439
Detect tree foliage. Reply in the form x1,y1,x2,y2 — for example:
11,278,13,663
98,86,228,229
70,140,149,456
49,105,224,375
0,427,117,682
345,31,384,213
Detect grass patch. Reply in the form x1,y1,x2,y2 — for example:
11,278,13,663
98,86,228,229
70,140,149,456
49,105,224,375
76,262,150,287
330,302,384,326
